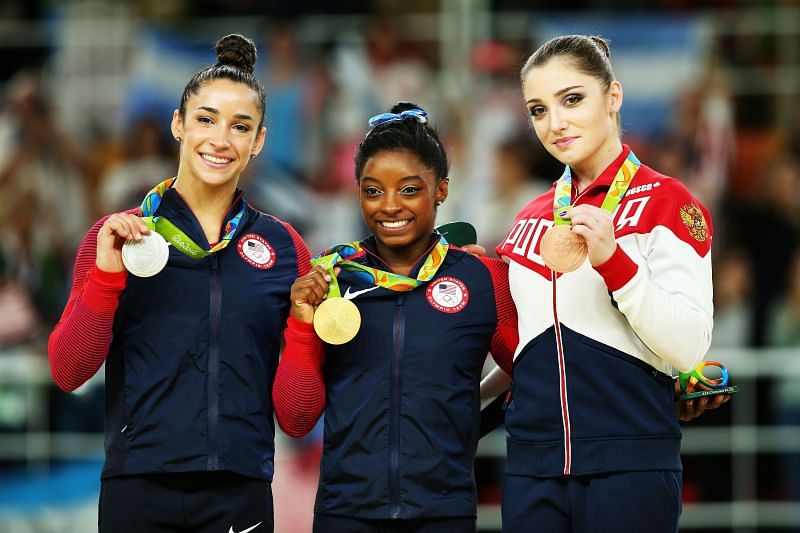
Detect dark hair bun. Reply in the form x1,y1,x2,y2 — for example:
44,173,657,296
215,34,257,74
589,35,611,59
390,101,426,114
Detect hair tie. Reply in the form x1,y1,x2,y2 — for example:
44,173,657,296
367,109,428,129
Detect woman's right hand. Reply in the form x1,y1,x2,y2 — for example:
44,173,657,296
290,265,335,324
96,213,150,273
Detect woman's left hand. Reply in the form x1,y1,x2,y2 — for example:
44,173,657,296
562,205,617,266
674,379,731,421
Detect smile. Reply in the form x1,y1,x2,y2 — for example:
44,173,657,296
201,153,233,165
380,220,411,229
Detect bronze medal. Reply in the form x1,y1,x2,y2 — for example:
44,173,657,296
313,297,362,345
539,224,588,273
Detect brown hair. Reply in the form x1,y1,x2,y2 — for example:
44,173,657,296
521,34,620,131
521,34,614,90
178,34,266,128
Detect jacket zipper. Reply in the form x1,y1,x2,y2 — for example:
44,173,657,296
549,172,602,475
551,274,572,475
389,293,406,518
208,253,221,469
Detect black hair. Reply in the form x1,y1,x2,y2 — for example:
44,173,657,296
178,34,267,129
354,102,449,183
521,34,614,90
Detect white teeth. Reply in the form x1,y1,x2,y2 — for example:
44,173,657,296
381,220,410,228
201,153,231,164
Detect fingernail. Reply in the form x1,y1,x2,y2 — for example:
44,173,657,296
324,274,331,281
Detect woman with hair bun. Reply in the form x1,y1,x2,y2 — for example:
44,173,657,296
272,102,518,532
48,34,309,532
483,34,718,532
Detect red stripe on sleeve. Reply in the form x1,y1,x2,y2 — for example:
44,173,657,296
478,256,517,376
47,216,128,392
278,219,312,277
272,314,326,437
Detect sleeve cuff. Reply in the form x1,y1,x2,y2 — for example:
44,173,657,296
287,313,317,335
80,265,127,312
594,245,638,292
90,265,128,287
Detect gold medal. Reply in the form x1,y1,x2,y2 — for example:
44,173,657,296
539,224,587,273
313,297,361,345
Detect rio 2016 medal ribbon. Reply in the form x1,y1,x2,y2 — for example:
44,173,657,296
122,232,170,277
543,150,642,274
309,234,453,344
539,224,587,273
313,297,362,345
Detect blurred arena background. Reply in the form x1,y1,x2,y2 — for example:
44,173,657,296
0,0,798,531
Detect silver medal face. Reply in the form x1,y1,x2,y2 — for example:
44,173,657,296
121,232,170,277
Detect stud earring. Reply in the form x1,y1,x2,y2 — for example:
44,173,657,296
175,136,181,142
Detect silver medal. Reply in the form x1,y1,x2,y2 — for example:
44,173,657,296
122,232,170,277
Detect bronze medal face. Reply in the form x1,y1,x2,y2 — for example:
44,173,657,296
539,224,588,273
313,297,362,345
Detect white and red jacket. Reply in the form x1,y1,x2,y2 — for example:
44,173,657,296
496,145,713,477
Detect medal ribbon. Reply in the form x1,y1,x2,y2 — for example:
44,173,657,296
139,177,245,259
311,234,450,298
552,151,641,224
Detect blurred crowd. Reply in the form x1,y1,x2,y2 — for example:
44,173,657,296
1,0,800,528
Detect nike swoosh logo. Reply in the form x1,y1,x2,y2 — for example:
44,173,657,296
343,285,380,300
228,522,262,533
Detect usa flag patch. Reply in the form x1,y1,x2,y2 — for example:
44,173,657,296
426,276,469,313
237,233,276,269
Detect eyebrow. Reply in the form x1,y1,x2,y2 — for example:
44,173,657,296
196,106,254,121
361,175,425,183
526,85,584,104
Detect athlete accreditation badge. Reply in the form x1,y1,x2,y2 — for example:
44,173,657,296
539,224,587,273
122,232,170,277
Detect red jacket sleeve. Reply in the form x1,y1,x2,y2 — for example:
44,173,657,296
48,216,128,391
478,256,517,376
272,315,326,437
278,219,312,277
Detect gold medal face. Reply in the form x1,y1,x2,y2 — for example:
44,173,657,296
313,297,362,345
539,224,587,273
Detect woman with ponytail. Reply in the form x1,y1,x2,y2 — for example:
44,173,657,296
48,34,310,532
485,34,718,532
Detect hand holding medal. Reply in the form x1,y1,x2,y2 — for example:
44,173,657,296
541,151,642,273
539,167,587,273
560,205,617,268
308,255,361,345
306,234,451,345
95,212,154,274
539,216,588,273
121,218,170,278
